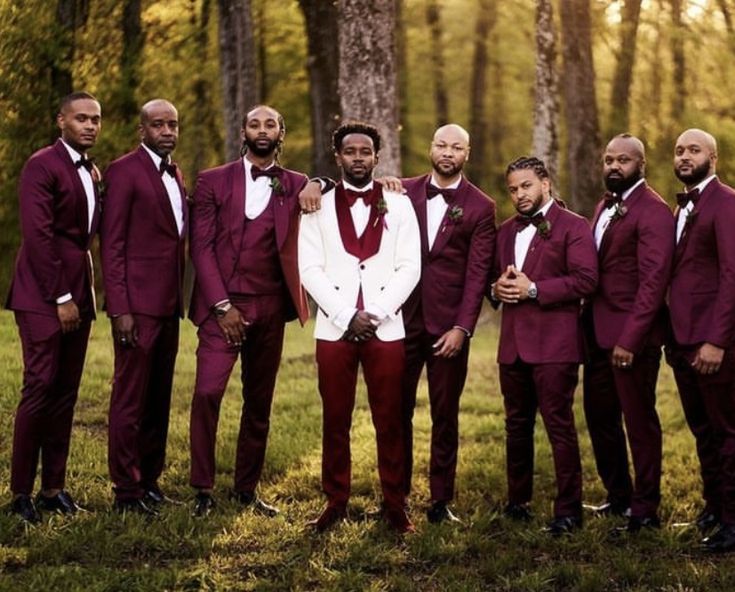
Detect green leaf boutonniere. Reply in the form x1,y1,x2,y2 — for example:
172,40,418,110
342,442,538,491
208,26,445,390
537,219,552,239
685,208,698,229
373,197,389,228
610,203,627,222
442,205,464,233
270,176,285,204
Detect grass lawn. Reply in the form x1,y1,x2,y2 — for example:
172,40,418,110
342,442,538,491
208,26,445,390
0,307,734,591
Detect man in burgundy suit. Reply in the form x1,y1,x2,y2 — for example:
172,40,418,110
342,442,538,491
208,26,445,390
188,105,312,517
667,128,735,553
491,156,598,535
299,122,421,534
100,99,187,515
5,92,102,522
583,134,675,533
400,124,496,523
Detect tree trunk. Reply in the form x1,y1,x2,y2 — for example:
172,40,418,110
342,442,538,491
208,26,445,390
467,0,496,189
532,0,560,185
608,0,642,134
396,0,410,167
114,0,144,127
299,0,341,177
670,0,685,123
426,0,449,126
560,0,602,216
191,0,216,174
217,0,259,161
337,0,401,176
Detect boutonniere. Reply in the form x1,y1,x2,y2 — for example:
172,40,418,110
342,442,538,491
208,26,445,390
610,203,627,221
270,176,285,204
537,219,552,239
373,196,389,229
685,208,698,228
441,205,464,233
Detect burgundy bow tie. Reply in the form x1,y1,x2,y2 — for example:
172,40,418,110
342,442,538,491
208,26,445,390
75,155,94,172
603,191,621,209
159,159,177,177
251,165,283,181
676,188,700,207
426,185,456,201
344,188,375,207
515,212,545,232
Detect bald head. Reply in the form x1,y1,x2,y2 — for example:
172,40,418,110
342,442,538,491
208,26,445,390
140,99,177,124
607,134,645,159
433,124,470,147
430,124,470,182
674,128,717,187
139,99,179,156
676,128,717,156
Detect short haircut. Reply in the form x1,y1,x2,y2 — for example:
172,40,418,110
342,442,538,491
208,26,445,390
505,156,550,179
58,91,98,114
332,122,381,153
242,104,285,133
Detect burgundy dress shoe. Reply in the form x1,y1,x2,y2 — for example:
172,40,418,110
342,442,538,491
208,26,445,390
233,491,279,517
426,501,461,524
143,487,180,507
503,503,533,522
309,504,347,532
113,498,159,517
35,490,80,515
543,515,582,536
10,495,41,524
384,506,416,534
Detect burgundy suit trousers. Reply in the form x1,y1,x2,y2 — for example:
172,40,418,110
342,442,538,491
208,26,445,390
499,359,582,518
583,344,662,518
190,296,285,492
11,311,91,494
669,345,735,524
401,327,469,501
316,337,406,510
108,314,179,500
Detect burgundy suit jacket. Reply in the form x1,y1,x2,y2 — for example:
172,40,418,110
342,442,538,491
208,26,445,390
590,183,675,352
100,146,188,318
6,139,100,318
494,202,598,364
402,174,496,336
188,159,309,326
669,178,735,349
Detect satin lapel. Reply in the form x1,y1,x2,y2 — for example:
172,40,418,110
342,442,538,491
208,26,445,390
175,168,188,236
521,202,560,276
229,160,246,250
334,184,362,259
674,180,713,268
273,172,291,251
137,147,179,237
54,140,89,239
414,178,430,260
429,178,467,258
503,219,516,269
599,185,643,258
358,184,385,261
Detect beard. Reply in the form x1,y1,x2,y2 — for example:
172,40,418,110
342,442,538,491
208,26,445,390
604,167,642,195
675,160,711,187
244,136,279,157
432,158,463,179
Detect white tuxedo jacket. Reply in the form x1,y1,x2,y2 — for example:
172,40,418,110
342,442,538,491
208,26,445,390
298,187,421,341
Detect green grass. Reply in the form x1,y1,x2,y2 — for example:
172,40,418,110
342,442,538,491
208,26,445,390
1,308,734,591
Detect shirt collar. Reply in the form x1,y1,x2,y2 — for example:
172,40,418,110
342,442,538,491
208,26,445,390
621,178,645,201
61,139,84,163
429,174,461,191
692,174,717,194
243,156,276,173
141,143,166,167
343,179,374,193
536,197,554,217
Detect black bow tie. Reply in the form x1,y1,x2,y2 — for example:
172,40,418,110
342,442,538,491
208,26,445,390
515,212,545,232
676,188,700,207
426,185,456,202
75,155,94,172
344,188,375,207
159,159,177,177
603,191,621,209
251,165,283,181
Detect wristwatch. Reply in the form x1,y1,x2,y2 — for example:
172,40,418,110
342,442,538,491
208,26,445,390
214,301,232,318
527,283,538,299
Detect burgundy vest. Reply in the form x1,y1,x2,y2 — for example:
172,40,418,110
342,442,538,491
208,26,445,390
227,198,285,297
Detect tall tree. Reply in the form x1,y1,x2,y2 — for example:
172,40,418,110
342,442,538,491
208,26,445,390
112,0,144,128
467,0,496,188
532,0,560,185
338,0,401,176
191,0,216,175
670,0,686,123
608,0,642,134
717,0,735,57
426,0,449,126
560,0,602,216
217,0,259,161
396,0,411,167
299,0,341,177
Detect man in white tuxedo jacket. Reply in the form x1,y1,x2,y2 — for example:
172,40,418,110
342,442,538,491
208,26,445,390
299,122,420,534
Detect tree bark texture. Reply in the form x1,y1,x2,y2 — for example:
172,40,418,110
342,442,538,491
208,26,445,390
608,0,642,134
670,0,686,123
560,0,602,217
426,0,449,127
114,0,144,126
337,0,401,176
299,0,341,177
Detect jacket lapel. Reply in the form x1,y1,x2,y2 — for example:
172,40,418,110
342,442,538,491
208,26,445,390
229,159,247,250
273,171,290,251
673,179,715,268
54,140,90,240
334,183,362,259
521,201,560,276
414,177,430,260
429,177,467,258
599,183,644,258
137,146,180,237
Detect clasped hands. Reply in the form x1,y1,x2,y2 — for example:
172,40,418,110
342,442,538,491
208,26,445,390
344,311,380,342
493,265,532,304
216,307,250,347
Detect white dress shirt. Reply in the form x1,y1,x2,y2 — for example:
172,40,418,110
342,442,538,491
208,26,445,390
243,157,277,220
594,178,645,249
426,175,460,249
142,144,184,235
514,198,554,270
676,175,715,243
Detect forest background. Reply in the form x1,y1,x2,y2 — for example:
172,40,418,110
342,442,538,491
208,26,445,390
2,0,735,294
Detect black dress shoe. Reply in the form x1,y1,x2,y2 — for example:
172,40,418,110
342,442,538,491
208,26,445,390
192,493,216,518
612,515,661,535
702,523,735,553
503,503,533,522
384,506,415,534
695,510,720,533
35,490,80,515
586,501,631,518
233,491,279,517
544,515,582,536
10,495,40,524
426,501,462,524
309,504,347,532
113,498,159,516
143,487,180,507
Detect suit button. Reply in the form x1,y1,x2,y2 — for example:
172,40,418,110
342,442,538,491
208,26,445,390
334,286,340,290
360,264,365,270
